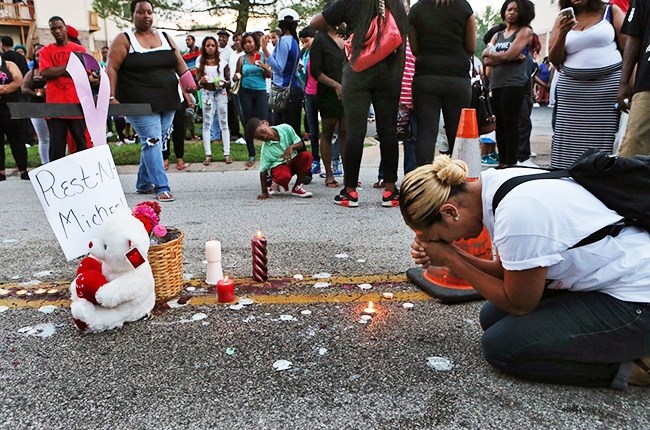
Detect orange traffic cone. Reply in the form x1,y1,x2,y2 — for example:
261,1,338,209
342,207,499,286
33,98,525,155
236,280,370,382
407,108,492,303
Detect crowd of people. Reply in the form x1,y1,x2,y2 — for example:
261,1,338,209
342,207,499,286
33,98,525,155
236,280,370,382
1,0,649,392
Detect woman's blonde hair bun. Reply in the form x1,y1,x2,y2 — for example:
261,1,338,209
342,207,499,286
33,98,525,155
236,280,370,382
432,155,468,186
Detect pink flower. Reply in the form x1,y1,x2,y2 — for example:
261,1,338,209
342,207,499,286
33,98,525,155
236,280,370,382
152,224,167,238
132,205,159,225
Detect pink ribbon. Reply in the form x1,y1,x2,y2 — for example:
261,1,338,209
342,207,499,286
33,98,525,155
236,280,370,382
66,53,110,146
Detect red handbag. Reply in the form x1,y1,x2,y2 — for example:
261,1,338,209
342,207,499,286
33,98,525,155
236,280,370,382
344,0,403,72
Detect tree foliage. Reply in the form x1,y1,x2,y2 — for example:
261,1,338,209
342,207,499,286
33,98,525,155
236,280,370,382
474,5,502,58
92,0,183,22
92,0,330,34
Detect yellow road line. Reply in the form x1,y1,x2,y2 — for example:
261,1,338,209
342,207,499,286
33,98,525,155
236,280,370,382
0,273,408,291
0,291,432,309
0,273,434,309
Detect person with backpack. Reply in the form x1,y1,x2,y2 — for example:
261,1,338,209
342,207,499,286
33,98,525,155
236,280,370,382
398,154,650,390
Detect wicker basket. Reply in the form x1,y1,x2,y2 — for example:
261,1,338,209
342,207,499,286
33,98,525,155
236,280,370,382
148,227,185,302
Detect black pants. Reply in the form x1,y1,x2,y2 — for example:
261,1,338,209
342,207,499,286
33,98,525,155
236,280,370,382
227,96,241,138
47,118,87,161
273,85,304,138
0,115,28,171
164,104,186,160
413,74,471,165
517,94,533,162
492,86,524,166
341,59,403,187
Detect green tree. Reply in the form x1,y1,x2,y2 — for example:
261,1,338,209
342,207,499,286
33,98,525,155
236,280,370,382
474,5,502,58
92,0,183,23
200,0,280,34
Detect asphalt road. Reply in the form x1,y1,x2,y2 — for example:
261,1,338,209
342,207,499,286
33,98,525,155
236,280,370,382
2,107,649,430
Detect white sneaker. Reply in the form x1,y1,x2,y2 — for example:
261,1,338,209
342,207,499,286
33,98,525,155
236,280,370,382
235,137,246,145
268,182,282,195
516,159,539,168
291,184,313,198
530,152,537,158
533,103,540,108
124,138,136,144
106,131,114,138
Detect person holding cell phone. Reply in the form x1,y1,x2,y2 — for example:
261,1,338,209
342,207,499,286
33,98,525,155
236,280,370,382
548,0,626,169
232,32,272,168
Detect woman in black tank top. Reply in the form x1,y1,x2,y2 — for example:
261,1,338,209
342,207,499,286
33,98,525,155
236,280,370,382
0,57,29,181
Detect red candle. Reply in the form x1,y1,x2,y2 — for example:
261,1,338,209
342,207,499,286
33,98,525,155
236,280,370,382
252,230,268,282
217,276,235,303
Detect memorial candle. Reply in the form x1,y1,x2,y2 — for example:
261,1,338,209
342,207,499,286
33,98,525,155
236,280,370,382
217,276,235,303
205,240,223,284
363,301,376,316
252,230,268,282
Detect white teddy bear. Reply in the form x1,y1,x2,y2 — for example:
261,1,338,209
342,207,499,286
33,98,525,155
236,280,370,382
69,210,156,333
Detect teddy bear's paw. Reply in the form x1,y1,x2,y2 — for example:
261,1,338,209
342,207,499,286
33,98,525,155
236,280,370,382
94,288,122,308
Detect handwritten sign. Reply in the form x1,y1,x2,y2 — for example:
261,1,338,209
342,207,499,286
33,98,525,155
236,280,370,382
27,51,126,260
29,145,127,260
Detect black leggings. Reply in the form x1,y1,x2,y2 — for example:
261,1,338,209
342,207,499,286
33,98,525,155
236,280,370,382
0,115,27,171
341,59,403,188
163,104,186,160
47,118,87,161
492,86,525,166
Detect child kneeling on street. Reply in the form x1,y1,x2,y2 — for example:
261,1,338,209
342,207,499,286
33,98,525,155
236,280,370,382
246,118,313,200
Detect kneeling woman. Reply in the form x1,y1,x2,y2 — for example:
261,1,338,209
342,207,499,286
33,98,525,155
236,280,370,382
399,155,650,390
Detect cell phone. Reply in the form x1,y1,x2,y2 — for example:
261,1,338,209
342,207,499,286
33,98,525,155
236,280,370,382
254,52,261,63
560,7,575,20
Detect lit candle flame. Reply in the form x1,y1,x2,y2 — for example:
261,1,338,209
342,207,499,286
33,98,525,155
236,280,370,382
363,301,376,315
224,276,229,282
256,230,264,238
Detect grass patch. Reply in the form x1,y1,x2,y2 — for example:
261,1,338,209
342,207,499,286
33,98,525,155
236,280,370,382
3,140,262,169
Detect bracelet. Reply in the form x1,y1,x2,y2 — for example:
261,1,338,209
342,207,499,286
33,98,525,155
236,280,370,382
109,96,115,100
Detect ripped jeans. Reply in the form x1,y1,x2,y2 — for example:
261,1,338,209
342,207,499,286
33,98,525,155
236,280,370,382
201,89,230,157
127,110,174,195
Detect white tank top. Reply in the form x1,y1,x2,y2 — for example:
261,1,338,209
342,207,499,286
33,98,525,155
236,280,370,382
564,5,621,69
126,29,172,53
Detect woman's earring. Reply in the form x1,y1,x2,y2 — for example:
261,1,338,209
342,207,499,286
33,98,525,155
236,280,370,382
454,215,460,221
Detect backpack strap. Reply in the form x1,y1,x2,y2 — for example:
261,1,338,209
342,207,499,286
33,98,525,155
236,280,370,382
492,169,627,249
492,169,571,214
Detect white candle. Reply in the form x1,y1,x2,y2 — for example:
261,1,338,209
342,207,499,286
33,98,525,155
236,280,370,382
362,301,376,316
206,240,224,284
205,240,222,262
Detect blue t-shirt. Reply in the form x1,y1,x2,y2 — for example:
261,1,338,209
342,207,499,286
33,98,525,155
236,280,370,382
241,52,266,91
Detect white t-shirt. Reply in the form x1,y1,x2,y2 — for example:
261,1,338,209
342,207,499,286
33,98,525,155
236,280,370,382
219,45,233,65
196,56,229,82
481,168,650,303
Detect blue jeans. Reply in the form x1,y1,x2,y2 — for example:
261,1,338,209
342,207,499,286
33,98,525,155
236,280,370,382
480,290,650,389
128,110,174,195
304,94,320,162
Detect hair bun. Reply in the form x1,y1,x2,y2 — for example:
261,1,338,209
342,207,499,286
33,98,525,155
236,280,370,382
432,155,468,186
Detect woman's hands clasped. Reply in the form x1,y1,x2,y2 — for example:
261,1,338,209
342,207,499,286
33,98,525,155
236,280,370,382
410,238,456,269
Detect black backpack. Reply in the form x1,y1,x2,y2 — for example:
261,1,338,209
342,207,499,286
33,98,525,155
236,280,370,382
492,149,650,248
